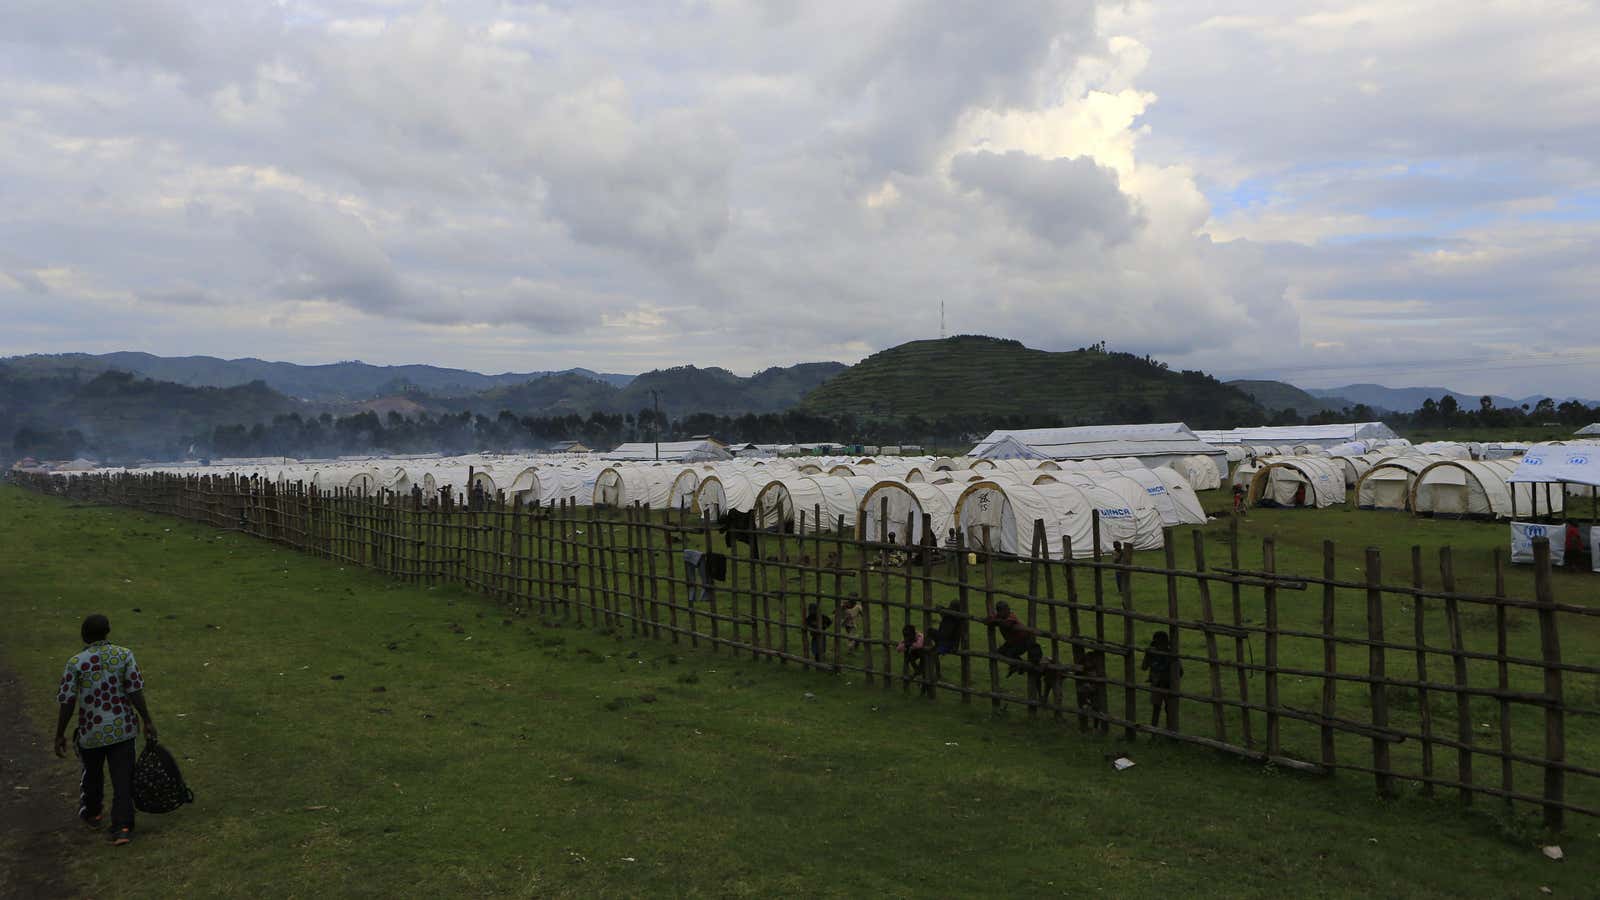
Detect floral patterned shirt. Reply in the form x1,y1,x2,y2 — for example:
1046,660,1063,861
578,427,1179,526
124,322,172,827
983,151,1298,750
56,641,145,749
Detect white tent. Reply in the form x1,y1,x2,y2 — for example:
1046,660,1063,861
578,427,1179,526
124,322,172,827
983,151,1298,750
970,433,1051,460
754,476,857,532
1119,467,1186,526
1198,422,1399,449
469,470,497,497
1175,454,1222,490
1575,424,1600,436
667,468,701,512
538,468,594,505
1508,443,1600,488
593,466,673,509
695,473,751,518
971,423,1226,477
927,468,989,485
1036,472,1165,550
1248,458,1346,508
605,440,732,462
857,480,967,546
1412,459,1552,519
506,466,541,503
1356,457,1439,510
1414,441,1472,460
951,479,1107,556
1151,466,1208,524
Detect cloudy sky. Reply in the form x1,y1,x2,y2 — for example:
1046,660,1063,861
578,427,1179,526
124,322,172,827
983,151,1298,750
3,0,1598,395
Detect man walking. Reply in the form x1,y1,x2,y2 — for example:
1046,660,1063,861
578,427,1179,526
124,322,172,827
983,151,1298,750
53,614,157,846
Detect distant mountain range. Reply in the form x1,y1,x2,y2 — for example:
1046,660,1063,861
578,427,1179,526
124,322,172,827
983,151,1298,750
1302,384,1594,413
431,363,849,418
1225,380,1594,416
7,345,1595,466
1225,380,1350,417
3,352,635,402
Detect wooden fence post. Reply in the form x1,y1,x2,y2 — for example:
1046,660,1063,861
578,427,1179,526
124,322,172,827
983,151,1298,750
1410,545,1436,795
1533,538,1565,831
1365,547,1394,798
1230,513,1253,748
1320,540,1338,771
1194,531,1228,744
1263,538,1279,757
1439,547,1472,804
1163,528,1181,733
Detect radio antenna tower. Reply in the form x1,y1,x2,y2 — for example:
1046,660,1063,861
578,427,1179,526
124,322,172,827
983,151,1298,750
940,301,946,338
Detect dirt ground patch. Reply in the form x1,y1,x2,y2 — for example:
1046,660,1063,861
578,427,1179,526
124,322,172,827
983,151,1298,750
0,662,80,899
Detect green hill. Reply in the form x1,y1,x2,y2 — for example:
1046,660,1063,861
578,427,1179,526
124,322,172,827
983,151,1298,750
2,366,300,463
799,336,1266,428
434,372,622,416
2,352,634,401
1226,379,1350,416
423,362,847,419
615,363,847,417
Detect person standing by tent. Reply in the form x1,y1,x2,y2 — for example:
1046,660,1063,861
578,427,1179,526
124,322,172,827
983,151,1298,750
54,614,158,846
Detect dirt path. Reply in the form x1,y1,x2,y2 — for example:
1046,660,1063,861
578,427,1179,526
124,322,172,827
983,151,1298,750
0,661,78,899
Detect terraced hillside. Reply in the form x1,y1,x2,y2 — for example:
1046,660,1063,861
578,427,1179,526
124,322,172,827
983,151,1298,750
800,335,1266,428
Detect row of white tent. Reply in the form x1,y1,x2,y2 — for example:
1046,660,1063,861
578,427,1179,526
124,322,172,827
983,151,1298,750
102,452,1218,557
1237,453,1577,518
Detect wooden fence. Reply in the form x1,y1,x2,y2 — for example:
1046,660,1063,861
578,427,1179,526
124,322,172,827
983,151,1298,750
13,470,1599,829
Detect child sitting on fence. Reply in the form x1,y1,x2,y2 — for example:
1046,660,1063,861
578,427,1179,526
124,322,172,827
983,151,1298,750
983,600,1043,677
932,602,964,655
1141,632,1181,728
801,603,832,664
1074,650,1109,732
896,624,934,694
836,598,863,651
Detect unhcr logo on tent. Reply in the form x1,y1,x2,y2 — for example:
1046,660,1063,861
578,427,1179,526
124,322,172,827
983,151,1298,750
1099,508,1133,519
1570,455,1590,466
1525,524,1548,539
1146,486,1165,495
1526,457,1544,466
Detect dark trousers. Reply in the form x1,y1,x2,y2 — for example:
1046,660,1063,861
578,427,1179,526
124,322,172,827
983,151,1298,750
79,738,136,830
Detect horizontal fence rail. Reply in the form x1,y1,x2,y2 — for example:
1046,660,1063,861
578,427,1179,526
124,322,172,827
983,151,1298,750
12,470,1598,830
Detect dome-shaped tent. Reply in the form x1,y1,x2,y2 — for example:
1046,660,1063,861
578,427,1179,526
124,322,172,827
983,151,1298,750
696,472,756,518
1248,458,1346,509
754,476,859,532
469,470,498,498
1034,472,1164,550
1175,454,1222,491
1355,457,1439,510
666,467,700,512
506,466,541,504
857,480,967,546
952,479,1106,556
1411,459,1555,519
593,466,673,508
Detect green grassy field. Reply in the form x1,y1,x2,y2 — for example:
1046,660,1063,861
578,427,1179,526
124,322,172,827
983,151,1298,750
1,484,1596,898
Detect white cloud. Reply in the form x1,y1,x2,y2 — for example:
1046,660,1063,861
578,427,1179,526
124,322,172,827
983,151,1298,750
0,0,1596,395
